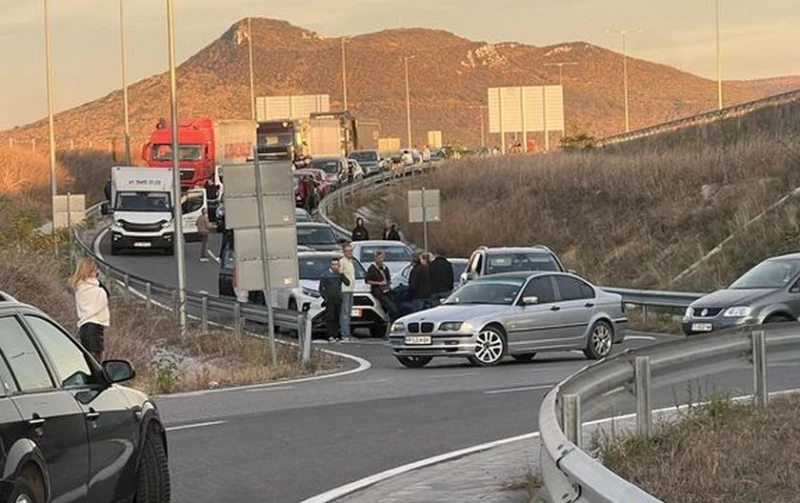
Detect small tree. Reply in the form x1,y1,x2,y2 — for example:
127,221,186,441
560,123,596,151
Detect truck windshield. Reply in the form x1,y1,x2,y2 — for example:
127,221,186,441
310,159,341,175
258,133,294,147
349,151,378,163
151,144,203,161
115,192,171,212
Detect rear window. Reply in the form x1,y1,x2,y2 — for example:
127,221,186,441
485,253,561,275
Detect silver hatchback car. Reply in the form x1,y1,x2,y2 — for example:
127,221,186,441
389,271,628,368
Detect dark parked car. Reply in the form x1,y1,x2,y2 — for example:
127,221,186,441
0,291,169,503
296,222,346,252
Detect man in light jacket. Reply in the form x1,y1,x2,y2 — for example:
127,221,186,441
339,243,357,342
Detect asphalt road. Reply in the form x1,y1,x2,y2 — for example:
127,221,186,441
90,229,800,502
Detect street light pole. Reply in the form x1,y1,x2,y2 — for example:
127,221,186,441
166,0,187,333
608,29,641,133
715,0,723,110
43,0,57,209
248,17,256,121
341,37,348,111
119,0,131,164
404,56,412,148
543,62,579,87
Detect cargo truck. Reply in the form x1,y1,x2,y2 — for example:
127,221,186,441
142,117,256,188
256,119,309,161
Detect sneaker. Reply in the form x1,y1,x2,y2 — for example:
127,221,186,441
328,337,336,343
335,337,343,344
341,337,355,343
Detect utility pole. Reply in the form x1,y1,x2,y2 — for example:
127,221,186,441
43,0,57,213
543,61,579,87
715,0,723,110
166,0,187,333
608,29,641,133
248,17,256,121
341,37,348,111
404,56,413,148
119,0,131,164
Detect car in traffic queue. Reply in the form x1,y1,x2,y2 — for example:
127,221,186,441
389,271,627,368
293,168,335,198
0,291,170,503
309,156,348,190
392,258,469,290
349,240,415,278
348,150,387,177
344,159,365,183
273,251,390,338
682,252,800,335
460,246,569,285
297,222,347,252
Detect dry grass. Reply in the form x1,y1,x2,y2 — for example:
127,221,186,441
502,471,544,503
596,393,800,503
0,248,343,395
331,101,800,292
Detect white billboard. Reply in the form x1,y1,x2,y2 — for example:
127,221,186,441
487,86,565,134
256,94,330,122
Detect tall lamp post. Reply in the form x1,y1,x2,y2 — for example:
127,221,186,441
543,61,579,87
715,0,723,110
43,0,57,211
404,56,415,148
166,0,188,333
247,17,256,120
607,29,642,132
119,0,131,164
341,37,349,111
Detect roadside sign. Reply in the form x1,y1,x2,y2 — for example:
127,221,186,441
53,193,86,229
408,188,440,252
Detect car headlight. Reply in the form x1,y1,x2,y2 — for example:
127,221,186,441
438,322,474,333
390,322,405,333
301,287,321,298
723,306,751,317
684,307,693,318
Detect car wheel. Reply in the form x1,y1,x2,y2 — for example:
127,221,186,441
511,353,536,363
468,326,507,367
6,478,41,503
584,320,614,360
135,429,171,503
764,314,793,323
369,324,387,338
396,356,433,368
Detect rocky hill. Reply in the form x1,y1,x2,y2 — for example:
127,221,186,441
2,18,799,155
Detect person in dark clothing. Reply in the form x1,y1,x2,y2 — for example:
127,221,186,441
381,219,402,241
351,217,370,241
408,253,431,312
319,258,351,343
366,251,398,322
429,251,455,300
104,177,112,202
204,179,219,201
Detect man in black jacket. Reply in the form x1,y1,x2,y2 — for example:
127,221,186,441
408,253,431,312
429,250,454,301
319,258,351,343
381,218,401,241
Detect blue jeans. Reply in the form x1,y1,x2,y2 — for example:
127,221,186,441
340,292,354,337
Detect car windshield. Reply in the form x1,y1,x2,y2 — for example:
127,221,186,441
295,209,311,222
115,191,171,212
485,253,561,275
350,151,378,163
150,144,203,161
299,256,366,280
297,226,337,245
442,278,525,305
310,159,341,174
359,245,412,262
728,259,800,289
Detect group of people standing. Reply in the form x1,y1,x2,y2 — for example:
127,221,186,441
351,218,402,242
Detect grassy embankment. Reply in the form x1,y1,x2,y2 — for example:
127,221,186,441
331,100,800,333
0,146,343,394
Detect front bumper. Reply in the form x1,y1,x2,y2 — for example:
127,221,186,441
311,304,388,332
112,231,174,250
681,316,755,335
388,332,477,358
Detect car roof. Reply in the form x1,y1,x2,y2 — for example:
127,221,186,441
766,252,800,261
479,246,554,255
471,271,537,281
311,156,344,161
297,222,332,228
0,290,19,304
352,240,411,248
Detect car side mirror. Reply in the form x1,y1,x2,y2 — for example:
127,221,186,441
103,360,136,383
101,202,111,215
522,296,539,306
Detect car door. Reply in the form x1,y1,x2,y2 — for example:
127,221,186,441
552,275,597,348
181,188,207,235
22,315,140,503
506,276,569,351
0,315,90,502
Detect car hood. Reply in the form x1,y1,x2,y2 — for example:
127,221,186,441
399,304,506,323
691,288,775,308
385,262,407,277
298,279,370,294
302,243,341,252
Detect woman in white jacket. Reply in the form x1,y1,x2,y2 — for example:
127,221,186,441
69,258,110,361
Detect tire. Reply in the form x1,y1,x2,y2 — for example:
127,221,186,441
135,430,171,503
511,353,536,363
369,324,387,338
584,320,614,360
6,478,40,503
395,356,433,368
467,326,507,367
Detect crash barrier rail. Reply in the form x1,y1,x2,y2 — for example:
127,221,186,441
595,88,800,147
539,323,800,502
70,226,315,362
318,162,708,313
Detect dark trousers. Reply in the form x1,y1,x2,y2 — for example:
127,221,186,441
200,233,209,259
78,322,105,361
325,300,342,339
373,290,399,322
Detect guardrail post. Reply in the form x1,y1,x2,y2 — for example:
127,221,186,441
635,356,652,437
201,295,209,334
642,305,649,324
233,302,242,338
145,282,152,309
752,330,768,408
562,394,582,448
298,311,311,362
171,290,179,322
123,274,130,300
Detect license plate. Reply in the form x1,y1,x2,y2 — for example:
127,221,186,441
133,242,152,248
692,323,713,332
405,336,432,345
351,308,362,318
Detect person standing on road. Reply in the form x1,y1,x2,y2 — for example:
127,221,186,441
196,207,213,262
104,176,112,202
366,251,398,323
408,252,432,312
351,217,369,241
70,258,110,362
339,243,357,342
319,258,350,344
381,219,401,241
422,145,431,163
429,250,454,301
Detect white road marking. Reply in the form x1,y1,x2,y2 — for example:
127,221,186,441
244,386,295,393
336,378,390,386
165,420,227,432
484,384,555,395
428,372,480,379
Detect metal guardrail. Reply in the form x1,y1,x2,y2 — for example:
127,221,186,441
539,323,800,502
71,223,314,361
596,88,800,147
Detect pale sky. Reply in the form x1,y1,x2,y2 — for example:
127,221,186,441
1,0,798,130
